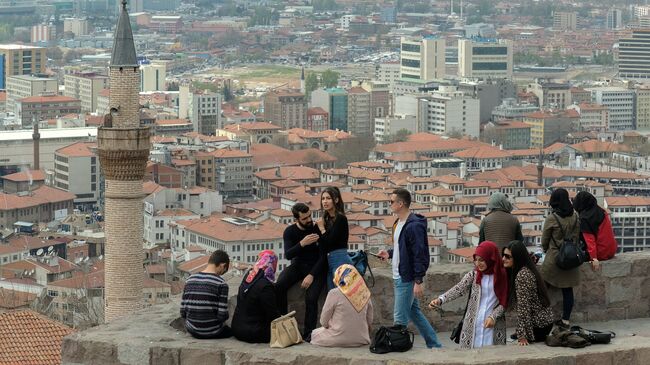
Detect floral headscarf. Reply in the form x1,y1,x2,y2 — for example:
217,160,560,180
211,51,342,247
333,264,371,312
245,249,278,284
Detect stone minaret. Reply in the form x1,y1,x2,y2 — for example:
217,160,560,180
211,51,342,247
98,0,150,322
537,148,544,187
32,120,40,171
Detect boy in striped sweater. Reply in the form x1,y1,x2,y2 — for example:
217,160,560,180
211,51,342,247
180,250,232,339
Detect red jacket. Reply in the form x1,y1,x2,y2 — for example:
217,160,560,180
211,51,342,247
582,212,617,261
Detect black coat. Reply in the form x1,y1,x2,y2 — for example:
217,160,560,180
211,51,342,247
231,272,281,343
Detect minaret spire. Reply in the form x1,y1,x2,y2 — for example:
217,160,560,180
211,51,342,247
99,0,151,323
537,148,544,187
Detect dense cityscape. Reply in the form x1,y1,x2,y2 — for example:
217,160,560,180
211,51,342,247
1,0,650,363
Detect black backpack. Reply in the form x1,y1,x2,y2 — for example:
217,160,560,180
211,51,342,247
369,325,414,354
553,213,587,270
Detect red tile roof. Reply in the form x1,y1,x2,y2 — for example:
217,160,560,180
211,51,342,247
452,146,512,159
56,142,96,158
0,310,74,365
19,95,79,103
1,169,46,182
0,185,75,211
254,166,320,181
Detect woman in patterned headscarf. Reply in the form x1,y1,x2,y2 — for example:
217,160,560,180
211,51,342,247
310,264,373,347
232,250,281,343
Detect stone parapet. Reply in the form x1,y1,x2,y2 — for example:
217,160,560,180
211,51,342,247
280,252,650,332
62,252,650,364
98,127,150,181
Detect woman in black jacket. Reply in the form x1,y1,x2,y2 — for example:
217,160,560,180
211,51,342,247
315,186,353,290
232,250,281,343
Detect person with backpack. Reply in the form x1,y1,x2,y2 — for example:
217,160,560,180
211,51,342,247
573,191,618,270
502,241,555,346
310,264,373,347
378,188,442,349
540,188,580,328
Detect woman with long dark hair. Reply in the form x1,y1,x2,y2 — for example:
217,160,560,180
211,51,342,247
540,188,580,328
573,191,617,270
315,186,353,290
502,241,555,346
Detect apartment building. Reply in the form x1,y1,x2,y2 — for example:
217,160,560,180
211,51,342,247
400,36,446,81
64,72,109,113
263,90,308,130
53,141,100,209
458,38,513,79
0,45,46,89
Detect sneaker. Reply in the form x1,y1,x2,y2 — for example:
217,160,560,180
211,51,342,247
554,319,570,330
510,333,517,340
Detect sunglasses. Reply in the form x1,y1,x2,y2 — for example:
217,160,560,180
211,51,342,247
502,254,512,260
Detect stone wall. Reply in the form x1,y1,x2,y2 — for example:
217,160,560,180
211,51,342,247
61,252,650,365
279,252,650,331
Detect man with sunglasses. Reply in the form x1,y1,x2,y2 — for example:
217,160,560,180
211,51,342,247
378,188,442,349
275,202,324,341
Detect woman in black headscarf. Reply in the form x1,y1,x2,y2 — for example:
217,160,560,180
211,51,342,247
540,188,580,328
573,191,617,270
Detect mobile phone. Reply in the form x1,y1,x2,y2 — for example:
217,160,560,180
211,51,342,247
367,252,381,258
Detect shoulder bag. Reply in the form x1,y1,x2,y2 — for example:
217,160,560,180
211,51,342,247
270,311,303,348
369,324,414,354
450,278,473,344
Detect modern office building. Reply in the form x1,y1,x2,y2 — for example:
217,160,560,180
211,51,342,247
0,45,46,89
400,36,446,81
140,62,166,92
586,87,635,131
618,29,650,81
607,8,623,30
5,74,58,114
458,38,513,79
553,11,577,31
311,88,348,131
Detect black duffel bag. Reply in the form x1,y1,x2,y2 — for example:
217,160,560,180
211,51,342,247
369,325,414,354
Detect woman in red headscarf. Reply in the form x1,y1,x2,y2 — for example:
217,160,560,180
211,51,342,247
429,241,509,349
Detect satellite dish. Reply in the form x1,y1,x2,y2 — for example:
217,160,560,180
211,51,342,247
83,257,89,262
36,248,44,256
47,246,54,252
98,255,103,261
75,257,82,264
28,270,34,276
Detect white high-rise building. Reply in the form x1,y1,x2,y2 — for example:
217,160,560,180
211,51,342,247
607,8,623,29
618,29,650,81
586,87,635,131
140,62,166,92
400,36,446,81
425,86,480,137
458,38,513,80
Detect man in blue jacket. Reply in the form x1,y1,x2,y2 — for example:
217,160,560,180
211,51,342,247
379,188,442,348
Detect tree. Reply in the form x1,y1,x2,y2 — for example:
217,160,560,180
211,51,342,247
305,72,319,97
64,50,81,63
47,47,63,63
447,129,464,139
321,70,340,88
330,136,376,167
388,129,412,143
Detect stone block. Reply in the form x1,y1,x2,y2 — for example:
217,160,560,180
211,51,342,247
634,347,650,365
602,261,630,278
612,349,637,365
61,337,122,365
607,278,638,306
149,347,180,365
179,348,224,365
641,278,650,299
578,280,607,309
631,257,650,276
575,352,613,365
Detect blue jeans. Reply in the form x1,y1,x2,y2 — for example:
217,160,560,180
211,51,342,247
393,277,442,348
327,249,353,290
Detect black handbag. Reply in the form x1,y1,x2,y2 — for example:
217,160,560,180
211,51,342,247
369,325,414,354
450,282,472,344
552,214,587,270
570,326,616,344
